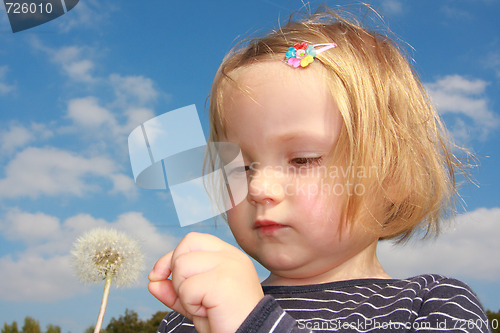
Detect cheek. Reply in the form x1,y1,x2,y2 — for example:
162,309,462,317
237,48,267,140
226,206,241,226
226,208,242,240
226,205,258,254
292,180,345,233
226,202,250,231
292,176,344,211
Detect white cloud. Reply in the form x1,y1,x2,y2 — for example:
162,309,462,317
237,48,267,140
2,209,60,244
429,75,488,95
67,96,116,129
0,209,177,302
0,253,78,302
0,122,53,155
109,74,158,106
63,97,155,158
30,39,163,104
110,173,137,198
17,38,160,200
425,75,499,141
54,46,96,83
123,107,156,133
379,207,500,281
64,59,95,82
0,147,123,198
0,65,15,95
30,40,97,83
66,98,155,134
379,0,403,15
0,125,32,154
112,211,176,262
27,39,160,148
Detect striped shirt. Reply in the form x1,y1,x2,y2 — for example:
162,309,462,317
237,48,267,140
157,274,490,332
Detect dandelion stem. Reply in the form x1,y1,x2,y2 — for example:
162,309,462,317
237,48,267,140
94,273,112,333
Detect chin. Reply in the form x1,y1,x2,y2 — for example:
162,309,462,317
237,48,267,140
256,250,305,272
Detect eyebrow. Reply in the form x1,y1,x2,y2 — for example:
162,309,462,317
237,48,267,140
273,131,332,144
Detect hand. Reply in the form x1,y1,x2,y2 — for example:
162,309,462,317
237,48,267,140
148,232,265,333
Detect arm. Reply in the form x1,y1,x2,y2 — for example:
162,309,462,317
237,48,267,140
237,296,311,333
156,296,312,333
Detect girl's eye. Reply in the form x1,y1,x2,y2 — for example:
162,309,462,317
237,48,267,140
227,165,253,175
228,165,250,174
290,156,323,167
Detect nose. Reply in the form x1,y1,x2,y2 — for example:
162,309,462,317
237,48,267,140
247,165,285,206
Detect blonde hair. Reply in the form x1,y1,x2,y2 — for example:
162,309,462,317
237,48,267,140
207,7,468,242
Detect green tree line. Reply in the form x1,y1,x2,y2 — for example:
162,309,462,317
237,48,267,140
2,309,168,333
1,317,61,333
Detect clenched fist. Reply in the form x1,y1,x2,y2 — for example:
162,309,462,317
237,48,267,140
148,232,265,333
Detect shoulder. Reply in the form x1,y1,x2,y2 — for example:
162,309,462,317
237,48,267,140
403,274,489,332
400,274,482,302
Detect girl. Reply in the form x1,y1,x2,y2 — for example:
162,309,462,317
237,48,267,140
148,7,490,333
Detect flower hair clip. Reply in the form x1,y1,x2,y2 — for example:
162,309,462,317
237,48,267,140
285,42,337,68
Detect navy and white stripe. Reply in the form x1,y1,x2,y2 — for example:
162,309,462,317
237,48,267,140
157,274,490,332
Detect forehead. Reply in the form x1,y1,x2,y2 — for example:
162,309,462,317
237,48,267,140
225,60,327,99
220,61,341,144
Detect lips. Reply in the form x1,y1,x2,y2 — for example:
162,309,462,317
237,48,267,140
254,219,288,235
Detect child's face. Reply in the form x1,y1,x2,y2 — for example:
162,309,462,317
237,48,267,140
221,62,378,284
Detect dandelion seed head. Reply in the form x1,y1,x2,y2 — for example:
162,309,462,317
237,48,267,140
71,228,144,287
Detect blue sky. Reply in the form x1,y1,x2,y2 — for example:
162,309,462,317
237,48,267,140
0,0,499,332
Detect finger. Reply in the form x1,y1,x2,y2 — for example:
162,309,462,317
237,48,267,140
148,278,191,320
193,316,212,333
148,251,192,319
176,269,218,317
148,251,174,282
171,232,227,263
170,250,225,292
